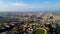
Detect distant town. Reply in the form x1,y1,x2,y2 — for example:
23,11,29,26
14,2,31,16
0,12,60,34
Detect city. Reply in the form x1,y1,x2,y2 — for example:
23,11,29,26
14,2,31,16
0,12,60,34
0,0,60,34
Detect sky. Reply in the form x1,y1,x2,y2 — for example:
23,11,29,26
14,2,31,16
0,0,60,12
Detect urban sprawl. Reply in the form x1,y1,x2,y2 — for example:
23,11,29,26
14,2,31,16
0,12,60,34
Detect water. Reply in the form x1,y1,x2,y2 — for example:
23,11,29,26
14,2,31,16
55,23,60,34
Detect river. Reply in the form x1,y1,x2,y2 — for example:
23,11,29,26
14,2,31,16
55,23,60,34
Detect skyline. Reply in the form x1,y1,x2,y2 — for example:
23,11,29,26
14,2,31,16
0,0,60,12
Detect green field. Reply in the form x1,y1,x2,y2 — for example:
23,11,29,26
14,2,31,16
34,29,45,34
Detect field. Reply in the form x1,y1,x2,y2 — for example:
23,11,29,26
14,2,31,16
34,28,45,34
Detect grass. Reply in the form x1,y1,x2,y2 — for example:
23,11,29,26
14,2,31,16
34,29,45,34
55,20,60,22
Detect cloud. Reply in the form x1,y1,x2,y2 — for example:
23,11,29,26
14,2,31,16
0,0,45,12
0,0,60,12
0,1,41,12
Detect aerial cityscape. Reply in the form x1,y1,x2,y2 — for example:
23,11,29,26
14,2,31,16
0,0,60,34
0,12,59,34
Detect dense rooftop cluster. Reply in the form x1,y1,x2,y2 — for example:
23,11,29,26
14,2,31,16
0,12,60,34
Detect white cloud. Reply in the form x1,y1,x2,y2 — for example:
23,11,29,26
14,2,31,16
0,1,41,12
0,0,60,12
